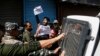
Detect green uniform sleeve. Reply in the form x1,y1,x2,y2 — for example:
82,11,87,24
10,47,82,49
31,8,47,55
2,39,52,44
0,41,41,56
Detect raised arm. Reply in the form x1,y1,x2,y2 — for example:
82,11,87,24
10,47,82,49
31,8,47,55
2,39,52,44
34,25,41,37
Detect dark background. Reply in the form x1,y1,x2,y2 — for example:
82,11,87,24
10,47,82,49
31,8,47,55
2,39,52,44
0,0,23,25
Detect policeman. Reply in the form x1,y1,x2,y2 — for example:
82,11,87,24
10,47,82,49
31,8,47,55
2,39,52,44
23,21,33,43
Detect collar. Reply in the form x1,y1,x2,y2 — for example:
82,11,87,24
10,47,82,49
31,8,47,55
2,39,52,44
25,29,30,34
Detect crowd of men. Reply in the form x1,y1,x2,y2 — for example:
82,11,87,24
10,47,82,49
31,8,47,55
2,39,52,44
0,17,66,56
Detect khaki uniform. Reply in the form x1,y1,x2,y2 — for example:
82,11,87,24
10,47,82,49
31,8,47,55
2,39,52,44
23,30,31,42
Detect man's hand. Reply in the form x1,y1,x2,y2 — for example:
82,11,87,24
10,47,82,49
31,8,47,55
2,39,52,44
34,34,39,37
34,34,37,37
56,33,65,40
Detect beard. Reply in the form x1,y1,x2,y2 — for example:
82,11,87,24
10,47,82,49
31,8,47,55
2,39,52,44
28,28,33,32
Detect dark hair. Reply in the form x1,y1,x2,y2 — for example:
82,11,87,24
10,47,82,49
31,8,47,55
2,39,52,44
43,17,50,22
0,25,5,43
24,21,31,27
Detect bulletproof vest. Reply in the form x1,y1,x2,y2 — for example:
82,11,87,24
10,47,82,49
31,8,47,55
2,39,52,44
60,18,91,56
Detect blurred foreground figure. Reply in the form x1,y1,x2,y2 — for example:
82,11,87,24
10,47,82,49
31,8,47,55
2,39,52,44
2,22,22,44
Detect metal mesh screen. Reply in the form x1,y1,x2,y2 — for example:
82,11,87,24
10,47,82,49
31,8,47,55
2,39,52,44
60,18,90,56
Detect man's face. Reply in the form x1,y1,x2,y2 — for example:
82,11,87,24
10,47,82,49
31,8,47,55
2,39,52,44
50,30,56,38
26,23,32,31
10,29,20,37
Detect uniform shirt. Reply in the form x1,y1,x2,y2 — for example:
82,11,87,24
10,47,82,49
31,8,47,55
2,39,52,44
23,30,31,42
38,25,50,36
0,41,41,56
